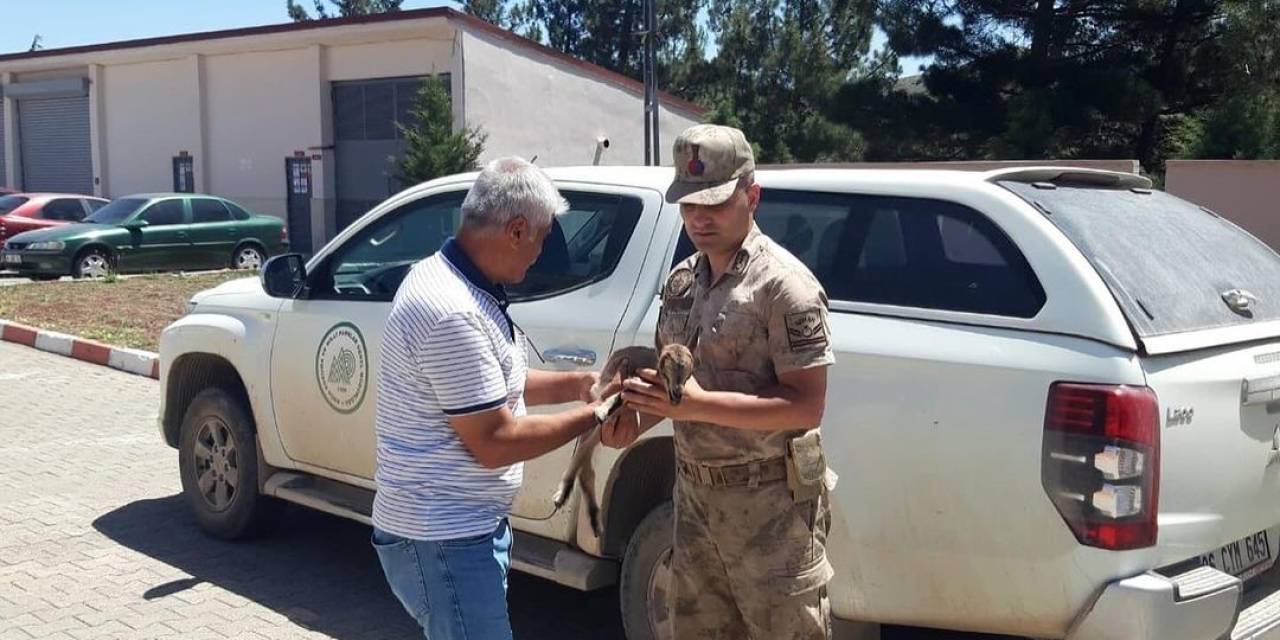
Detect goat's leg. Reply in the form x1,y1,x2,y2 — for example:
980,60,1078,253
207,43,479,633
553,425,601,509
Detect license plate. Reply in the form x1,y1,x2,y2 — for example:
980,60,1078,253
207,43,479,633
1199,530,1275,581
2,253,19,265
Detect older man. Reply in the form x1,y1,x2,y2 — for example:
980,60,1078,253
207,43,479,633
371,157,603,640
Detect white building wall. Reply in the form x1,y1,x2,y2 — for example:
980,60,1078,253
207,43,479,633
203,48,320,220
321,37,457,242
459,27,700,168
101,58,201,197
325,37,456,82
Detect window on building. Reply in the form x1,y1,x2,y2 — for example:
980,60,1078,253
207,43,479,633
331,75,449,142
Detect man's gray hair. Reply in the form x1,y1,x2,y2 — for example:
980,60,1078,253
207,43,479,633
460,157,568,230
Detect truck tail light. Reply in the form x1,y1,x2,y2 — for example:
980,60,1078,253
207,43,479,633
1042,383,1160,550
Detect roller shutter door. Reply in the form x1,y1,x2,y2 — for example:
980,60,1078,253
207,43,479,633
19,95,91,194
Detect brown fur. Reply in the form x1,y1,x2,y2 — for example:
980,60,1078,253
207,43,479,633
552,331,699,536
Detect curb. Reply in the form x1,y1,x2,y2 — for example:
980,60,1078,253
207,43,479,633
0,319,159,379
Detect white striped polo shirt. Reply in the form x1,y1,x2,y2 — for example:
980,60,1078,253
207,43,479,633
372,238,529,541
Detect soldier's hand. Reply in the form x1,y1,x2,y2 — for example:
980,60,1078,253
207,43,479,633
600,409,641,449
622,369,705,421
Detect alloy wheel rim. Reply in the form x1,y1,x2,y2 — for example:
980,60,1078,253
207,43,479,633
192,417,239,512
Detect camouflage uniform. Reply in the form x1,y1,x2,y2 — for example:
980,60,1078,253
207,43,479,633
657,223,836,640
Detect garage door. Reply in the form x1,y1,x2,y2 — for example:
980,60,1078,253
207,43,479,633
332,75,438,232
0,88,7,189
19,95,91,194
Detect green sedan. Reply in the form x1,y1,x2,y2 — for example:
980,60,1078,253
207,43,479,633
2,194,289,279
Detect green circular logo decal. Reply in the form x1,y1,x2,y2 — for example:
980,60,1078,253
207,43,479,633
315,322,369,414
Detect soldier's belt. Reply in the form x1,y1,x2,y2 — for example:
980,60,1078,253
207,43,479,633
676,456,788,488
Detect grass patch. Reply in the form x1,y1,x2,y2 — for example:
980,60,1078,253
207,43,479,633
0,271,252,351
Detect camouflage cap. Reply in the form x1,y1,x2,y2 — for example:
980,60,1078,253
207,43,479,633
666,124,756,205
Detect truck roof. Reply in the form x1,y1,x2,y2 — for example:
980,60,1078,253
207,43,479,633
427,164,1150,196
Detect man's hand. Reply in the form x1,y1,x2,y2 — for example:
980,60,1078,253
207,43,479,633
621,368,707,422
526,370,603,406
577,371,603,403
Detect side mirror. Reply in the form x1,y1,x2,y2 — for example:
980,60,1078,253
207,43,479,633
121,219,149,230
261,253,307,298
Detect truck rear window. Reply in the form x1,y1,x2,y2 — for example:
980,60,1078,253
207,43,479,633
1001,181,1280,337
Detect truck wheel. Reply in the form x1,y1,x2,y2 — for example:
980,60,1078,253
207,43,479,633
178,387,270,540
619,501,674,640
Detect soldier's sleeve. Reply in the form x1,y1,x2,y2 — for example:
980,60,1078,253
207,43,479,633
766,272,835,374
656,259,697,349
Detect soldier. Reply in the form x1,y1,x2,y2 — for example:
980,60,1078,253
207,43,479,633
607,124,836,639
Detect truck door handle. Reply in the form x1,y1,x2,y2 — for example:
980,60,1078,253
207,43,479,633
544,348,596,367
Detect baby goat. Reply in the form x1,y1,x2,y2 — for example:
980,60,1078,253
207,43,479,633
552,334,698,536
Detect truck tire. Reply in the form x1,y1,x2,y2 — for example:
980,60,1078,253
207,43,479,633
178,387,270,540
619,501,674,640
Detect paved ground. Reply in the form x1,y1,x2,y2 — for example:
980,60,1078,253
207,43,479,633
0,341,625,639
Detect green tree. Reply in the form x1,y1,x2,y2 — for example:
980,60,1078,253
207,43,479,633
394,77,487,186
462,0,511,27
465,0,874,163
871,0,1233,170
1185,0,1280,159
696,0,873,162
286,0,403,21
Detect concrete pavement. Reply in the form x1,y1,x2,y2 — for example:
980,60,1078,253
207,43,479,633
0,341,625,640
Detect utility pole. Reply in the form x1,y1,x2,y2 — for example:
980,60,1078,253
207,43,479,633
641,0,660,166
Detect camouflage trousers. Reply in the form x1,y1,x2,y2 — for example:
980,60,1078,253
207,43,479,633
668,469,834,640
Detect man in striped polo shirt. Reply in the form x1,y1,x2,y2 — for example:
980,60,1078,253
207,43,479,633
371,157,605,640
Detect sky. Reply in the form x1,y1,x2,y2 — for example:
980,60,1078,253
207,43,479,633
0,1,457,54
1,1,924,76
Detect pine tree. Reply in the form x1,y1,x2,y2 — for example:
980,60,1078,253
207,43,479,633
394,77,487,186
286,0,403,22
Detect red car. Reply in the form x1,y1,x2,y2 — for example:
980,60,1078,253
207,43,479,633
0,193,110,244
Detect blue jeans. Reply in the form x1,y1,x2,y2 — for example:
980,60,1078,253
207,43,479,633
371,520,513,640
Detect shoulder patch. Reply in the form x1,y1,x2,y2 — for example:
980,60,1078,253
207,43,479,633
785,309,828,351
665,268,694,299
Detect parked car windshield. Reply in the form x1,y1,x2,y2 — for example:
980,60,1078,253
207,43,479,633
0,196,29,215
85,198,148,225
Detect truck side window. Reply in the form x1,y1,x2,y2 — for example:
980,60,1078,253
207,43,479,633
751,189,1045,318
311,189,643,303
507,191,643,302
314,191,466,301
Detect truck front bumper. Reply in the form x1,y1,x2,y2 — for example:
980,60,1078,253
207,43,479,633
1069,566,1280,640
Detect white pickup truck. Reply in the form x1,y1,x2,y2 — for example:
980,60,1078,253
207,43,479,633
160,165,1280,639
